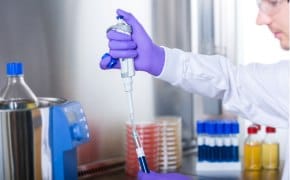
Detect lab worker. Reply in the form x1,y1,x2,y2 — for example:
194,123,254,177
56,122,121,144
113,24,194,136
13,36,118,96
100,0,289,179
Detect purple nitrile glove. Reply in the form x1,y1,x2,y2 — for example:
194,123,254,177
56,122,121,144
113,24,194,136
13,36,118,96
100,9,165,76
138,171,192,180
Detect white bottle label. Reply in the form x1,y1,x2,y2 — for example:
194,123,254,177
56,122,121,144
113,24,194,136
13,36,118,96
231,137,239,146
224,137,231,146
197,136,204,146
216,137,223,147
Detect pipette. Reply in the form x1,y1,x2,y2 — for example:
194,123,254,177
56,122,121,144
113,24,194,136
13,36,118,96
107,15,150,174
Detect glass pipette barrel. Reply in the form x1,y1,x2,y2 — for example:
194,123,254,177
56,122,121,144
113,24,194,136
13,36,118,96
107,15,150,174
127,92,150,173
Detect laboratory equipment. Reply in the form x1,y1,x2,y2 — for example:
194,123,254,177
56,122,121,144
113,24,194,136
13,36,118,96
197,120,206,162
205,121,216,162
215,121,224,162
223,121,232,161
107,15,150,174
196,120,241,172
231,120,240,162
125,122,159,176
157,116,182,171
0,61,38,109
262,126,279,169
0,97,90,180
244,126,262,170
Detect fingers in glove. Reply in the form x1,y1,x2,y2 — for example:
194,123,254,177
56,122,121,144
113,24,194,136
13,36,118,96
107,30,132,41
109,50,138,58
109,40,137,50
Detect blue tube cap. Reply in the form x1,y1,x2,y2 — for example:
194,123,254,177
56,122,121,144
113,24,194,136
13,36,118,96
197,120,205,134
231,121,239,134
216,121,224,134
116,15,124,20
224,121,232,134
6,62,23,75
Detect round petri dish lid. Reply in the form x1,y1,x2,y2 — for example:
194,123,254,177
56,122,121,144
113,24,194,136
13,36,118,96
126,127,160,131
126,134,160,140
159,150,180,156
159,141,179,146
125,150,159,157
159,155,179,161
125,145,160,151
126,121,160,128
159,165,180,170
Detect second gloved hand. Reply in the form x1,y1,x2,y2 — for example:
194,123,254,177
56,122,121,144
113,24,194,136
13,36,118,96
100,9,165,76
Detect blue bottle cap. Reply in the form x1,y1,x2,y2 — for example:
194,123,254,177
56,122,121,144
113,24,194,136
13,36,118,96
216,121,224,135
116,15,124,20
224,121,231,134
197,120,205,134
6,62,23,75
231,121,239,134
205,121,216,135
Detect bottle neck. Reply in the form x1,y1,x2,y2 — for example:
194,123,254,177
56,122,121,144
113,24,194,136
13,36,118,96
7,74,24,81
245,133,260,144
263,133,278,144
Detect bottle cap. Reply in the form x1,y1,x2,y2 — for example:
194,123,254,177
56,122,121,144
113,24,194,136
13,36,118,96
224,121,231,134
216,121,224,134
197,120,205,134
231,121,239,134
247,126,258,134
205,121,216,135
7,62,23,75
252,123,261,131
116,15,124,20
266,126,276,133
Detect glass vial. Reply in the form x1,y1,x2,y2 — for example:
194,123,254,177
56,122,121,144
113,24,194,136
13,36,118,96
262,126,279,170
244,126,262,170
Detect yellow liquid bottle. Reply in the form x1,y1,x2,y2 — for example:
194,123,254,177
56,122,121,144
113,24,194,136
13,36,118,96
262,127,279,170
243,126,262,170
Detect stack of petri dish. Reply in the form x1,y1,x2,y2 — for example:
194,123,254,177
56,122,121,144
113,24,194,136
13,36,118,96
125,121,160,176
156,116,182,172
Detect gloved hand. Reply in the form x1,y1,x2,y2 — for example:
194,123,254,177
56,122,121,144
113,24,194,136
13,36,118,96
100,9,165,76
138,171,192,180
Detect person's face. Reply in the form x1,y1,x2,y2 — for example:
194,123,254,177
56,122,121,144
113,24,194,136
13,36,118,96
256,0,289,50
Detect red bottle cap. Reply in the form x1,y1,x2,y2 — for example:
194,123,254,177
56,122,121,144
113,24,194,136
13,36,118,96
266,126,276,133
252,123,261,131
248,126,258,134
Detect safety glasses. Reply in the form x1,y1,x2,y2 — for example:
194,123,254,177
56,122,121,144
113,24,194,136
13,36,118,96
256,0,286,15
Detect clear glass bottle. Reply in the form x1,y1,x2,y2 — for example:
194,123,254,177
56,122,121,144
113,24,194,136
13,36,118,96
243,126,262,170
262,126,279,169
0,62,38,110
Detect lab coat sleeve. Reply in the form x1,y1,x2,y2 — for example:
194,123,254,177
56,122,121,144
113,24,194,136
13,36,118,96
157,47,289,128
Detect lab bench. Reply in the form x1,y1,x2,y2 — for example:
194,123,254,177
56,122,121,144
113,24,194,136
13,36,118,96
79,151,282,180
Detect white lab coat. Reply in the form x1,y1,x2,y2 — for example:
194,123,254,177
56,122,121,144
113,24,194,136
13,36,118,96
157,47,289,179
